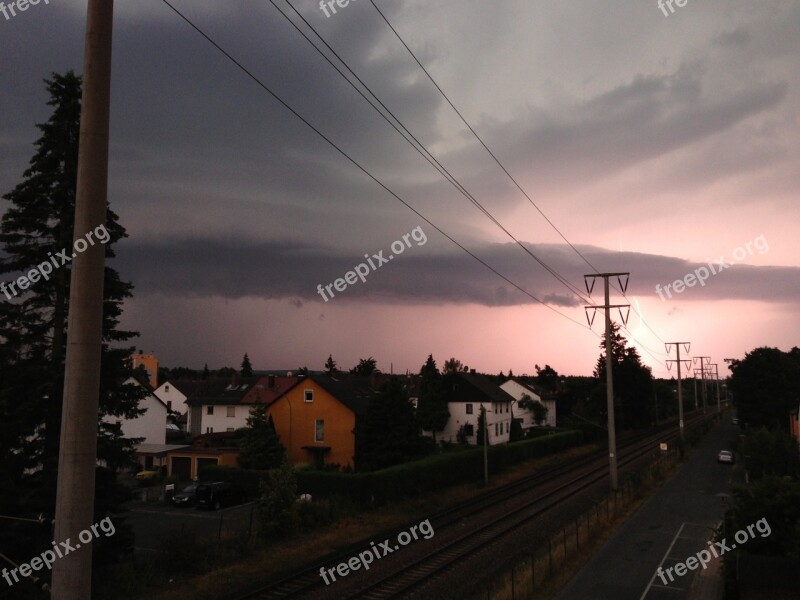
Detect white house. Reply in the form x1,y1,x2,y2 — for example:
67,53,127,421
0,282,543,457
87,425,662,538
103,377,169,445
500,378,557,429
153,380,189,414
425,372,515,445
184,375,264,437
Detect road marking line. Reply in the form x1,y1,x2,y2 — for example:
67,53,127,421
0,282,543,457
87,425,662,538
640,522,686,600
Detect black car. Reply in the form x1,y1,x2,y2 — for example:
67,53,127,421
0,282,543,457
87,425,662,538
195,482,243,510
171,483,198,507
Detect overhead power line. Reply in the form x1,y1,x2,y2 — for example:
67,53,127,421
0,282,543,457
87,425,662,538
367,0,669,348
159,0,595,334
275,0,593,305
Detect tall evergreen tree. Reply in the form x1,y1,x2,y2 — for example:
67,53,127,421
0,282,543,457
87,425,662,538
355,376,419,471
416,354,449,443
238,405,284,470
0,72,143,551
593,322,654,429
324,354,337,374
240,353,254,377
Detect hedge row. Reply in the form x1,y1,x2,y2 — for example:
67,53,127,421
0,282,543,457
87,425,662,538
296,429,584,506
196,431,583,506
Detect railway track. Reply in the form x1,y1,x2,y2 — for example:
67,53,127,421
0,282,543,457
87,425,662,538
236,412,714,600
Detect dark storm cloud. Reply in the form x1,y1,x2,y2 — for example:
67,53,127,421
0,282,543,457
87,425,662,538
113,237,800,307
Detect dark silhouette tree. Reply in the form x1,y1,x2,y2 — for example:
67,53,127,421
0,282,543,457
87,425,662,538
729,347,800,431
238,404,284,470
324,354,337,375
351,357,377,376
355,376,419,470
0,70,143,563
593,322,654,429
442,357,463,374
534,364,560,392
240,353,254,377
417,355,449,443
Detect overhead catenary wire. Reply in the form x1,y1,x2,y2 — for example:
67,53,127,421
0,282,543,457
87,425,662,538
367,0,669,350
158,0,596,335
274,0,593,305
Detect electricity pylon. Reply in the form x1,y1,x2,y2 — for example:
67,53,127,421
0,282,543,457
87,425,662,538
584,272,630,491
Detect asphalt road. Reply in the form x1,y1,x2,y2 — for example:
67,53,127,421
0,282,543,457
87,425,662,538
125,499,258,554
555,415,744,600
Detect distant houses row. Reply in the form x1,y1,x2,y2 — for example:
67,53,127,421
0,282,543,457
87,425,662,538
117,354,556,479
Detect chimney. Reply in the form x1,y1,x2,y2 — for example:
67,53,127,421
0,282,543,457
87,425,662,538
268,374,276,388
231,372,240,387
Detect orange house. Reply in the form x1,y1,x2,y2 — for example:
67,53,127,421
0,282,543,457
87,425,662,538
266,375,375,469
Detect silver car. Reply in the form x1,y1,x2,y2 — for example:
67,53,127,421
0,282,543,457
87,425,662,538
717,450,735,464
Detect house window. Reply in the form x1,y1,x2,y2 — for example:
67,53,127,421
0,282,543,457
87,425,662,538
466,403,473,415
464,424,474,436
227,406,235,418
165,384,170,392
315,419,324,442
205,427,213,433
226,427,235,432
304,389,314,403
207,406,214,415
495,422,499,436
167,401,172,410
506,421,509,433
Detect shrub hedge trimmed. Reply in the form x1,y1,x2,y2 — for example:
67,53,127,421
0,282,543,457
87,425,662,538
197,430,583,507
296,429,583,506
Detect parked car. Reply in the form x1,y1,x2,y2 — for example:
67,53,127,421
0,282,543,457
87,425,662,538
717,450,735,464
172,484,198,507
195,482,243,510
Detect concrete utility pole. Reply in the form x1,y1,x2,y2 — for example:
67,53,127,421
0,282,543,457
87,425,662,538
481,404,488,485
694,356,711,414
52,2,114,599
665,342,691,440
584,272,630,491
709,363,721,412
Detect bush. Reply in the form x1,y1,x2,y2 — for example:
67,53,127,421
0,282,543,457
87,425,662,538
198,464,270,498
296,430,584,506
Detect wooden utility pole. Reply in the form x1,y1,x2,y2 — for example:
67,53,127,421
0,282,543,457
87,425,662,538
584,272,630,491
52,2,114,598
665,342,691,440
